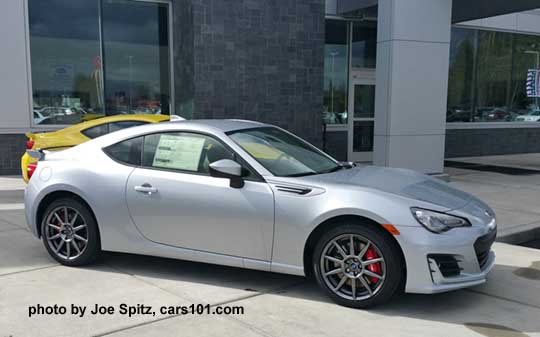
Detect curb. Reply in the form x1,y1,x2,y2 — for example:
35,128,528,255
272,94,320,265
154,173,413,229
496,223,540,245
431,173,451,182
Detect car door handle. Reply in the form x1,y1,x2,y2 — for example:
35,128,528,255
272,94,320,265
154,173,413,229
134,183,158,194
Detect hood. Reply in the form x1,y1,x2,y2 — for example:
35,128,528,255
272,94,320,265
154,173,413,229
300,165,473,211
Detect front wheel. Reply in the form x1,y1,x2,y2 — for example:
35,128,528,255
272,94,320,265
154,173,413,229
41,198,100,266
312,224,403,308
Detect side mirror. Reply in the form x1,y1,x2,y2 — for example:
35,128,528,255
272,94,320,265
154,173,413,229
209,159,247,188
338,161,356,168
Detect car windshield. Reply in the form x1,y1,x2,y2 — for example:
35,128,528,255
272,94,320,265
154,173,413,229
228,127,341,177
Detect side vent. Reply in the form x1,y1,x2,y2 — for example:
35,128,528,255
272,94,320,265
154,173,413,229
275,185,312,195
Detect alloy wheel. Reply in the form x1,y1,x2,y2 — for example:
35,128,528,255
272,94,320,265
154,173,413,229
44,206,88,260
319,234,386,301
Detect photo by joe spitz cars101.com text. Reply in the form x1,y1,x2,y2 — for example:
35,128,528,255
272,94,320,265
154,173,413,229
24,119,497,308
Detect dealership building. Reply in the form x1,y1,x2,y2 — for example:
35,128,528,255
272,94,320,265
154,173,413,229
1,0,540,175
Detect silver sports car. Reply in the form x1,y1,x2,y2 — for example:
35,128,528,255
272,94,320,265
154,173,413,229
25,120,496,308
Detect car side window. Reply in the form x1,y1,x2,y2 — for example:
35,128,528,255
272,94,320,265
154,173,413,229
103,137,143,166
142,132,236,175
109,121,148,133
81,124,109,139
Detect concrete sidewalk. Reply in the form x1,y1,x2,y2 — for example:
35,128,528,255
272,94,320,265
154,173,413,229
446,166,540,244
0,175,26,191
0,206,539,337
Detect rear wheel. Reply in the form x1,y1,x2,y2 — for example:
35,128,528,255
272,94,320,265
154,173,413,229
41,198,100,266
312,224,403,308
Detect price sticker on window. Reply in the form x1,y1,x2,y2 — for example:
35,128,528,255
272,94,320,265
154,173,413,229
153,135,205,171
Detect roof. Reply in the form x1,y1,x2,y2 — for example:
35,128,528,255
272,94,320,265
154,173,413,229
169,119,268,132
88,119,272,147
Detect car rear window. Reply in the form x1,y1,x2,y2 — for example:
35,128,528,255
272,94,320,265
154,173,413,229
103,137,143,166
81,124,109,139
109,121,148,133
82,121,148,139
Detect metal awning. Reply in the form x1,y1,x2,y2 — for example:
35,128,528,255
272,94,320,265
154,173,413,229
337,0,540,23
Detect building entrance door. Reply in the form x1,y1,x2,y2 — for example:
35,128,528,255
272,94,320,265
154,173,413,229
348,70,375,162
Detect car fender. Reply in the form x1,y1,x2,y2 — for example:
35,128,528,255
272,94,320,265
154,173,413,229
26,179,95,237
310,207,390,230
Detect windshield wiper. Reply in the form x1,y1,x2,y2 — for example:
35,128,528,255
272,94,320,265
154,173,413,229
326,165,345,173
284,171,318,177
316,165,346,175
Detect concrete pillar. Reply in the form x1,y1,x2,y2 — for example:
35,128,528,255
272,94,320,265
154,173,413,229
373,0,452,173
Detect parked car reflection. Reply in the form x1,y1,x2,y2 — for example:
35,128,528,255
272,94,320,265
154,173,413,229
514,109,540,122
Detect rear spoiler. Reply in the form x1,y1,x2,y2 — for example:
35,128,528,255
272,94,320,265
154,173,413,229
26,149,48,161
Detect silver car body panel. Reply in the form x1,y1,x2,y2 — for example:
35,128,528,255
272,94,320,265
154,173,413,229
126,168,274,260
25,119,496,294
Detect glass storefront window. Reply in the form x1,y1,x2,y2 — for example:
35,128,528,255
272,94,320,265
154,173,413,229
324,20,349,125
447,28,476,122
28,0,172,125
351,21,377,69
353,84,375,118
475,31,513,122
102,0,170,116
447,27,540,123
512,34,540,120
353,121,374,152
29,0,102,125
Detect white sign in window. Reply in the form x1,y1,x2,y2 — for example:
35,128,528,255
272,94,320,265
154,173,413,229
152,135,205,171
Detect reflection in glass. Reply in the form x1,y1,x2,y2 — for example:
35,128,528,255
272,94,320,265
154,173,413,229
475,30,513,122
29,0,102,125
447,27,540,123
447,28,476,122
102,0,171,116
28,0,172,125
353,85,375,118
353,121,374,152
511,35,540,121
324,20,349,125
351,21,377,69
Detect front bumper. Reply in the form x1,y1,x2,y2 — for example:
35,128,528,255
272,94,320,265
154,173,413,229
396,224,496,294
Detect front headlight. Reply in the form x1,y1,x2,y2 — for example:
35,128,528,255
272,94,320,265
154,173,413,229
411,208,471,233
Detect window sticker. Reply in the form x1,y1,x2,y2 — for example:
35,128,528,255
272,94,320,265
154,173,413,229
152,134,205,171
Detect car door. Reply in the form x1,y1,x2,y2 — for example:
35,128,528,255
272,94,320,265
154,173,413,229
125,131,275,261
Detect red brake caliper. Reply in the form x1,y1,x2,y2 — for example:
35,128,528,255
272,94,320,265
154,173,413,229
365,248,381,283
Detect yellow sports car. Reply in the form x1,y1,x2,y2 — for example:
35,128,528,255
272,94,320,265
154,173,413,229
22,114,171,182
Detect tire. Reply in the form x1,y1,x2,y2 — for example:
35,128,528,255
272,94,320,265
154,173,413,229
41,197,100,266
312,223,403,308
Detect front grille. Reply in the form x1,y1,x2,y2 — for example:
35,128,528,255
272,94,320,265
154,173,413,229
428,254,462,277
474,230,497,270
